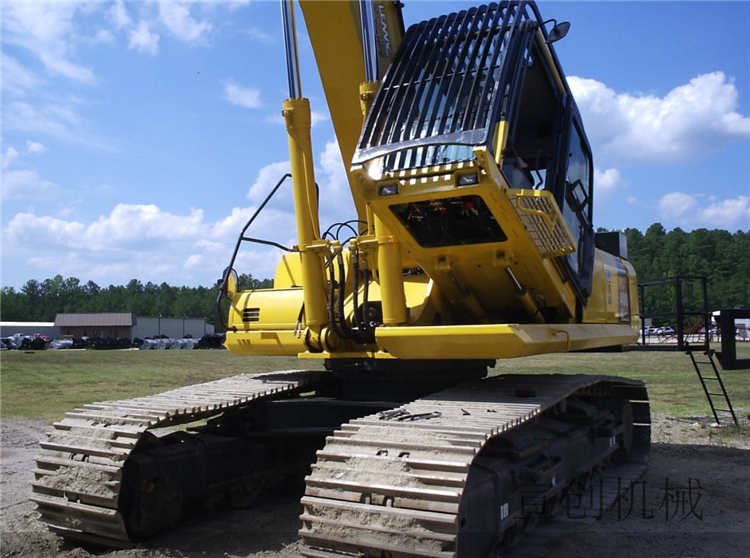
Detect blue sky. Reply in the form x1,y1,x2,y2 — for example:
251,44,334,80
2,0,748,289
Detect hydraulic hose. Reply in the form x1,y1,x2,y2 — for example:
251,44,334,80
351,249,362,333
361,252,375,343
326,256,347,340
336,251,356,340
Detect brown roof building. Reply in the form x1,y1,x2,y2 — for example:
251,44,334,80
55,313,136,339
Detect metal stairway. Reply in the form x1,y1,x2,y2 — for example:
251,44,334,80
686,349,738,426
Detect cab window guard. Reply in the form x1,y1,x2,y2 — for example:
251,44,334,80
354,2,534,168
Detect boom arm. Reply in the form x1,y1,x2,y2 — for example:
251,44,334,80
298,1,405,224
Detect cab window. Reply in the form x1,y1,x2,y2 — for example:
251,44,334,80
562,119,593,283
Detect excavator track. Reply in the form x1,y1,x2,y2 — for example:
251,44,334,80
300,374,650,558
32,369,329,548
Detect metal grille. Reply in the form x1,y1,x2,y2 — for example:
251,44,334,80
510,191,575,258
242,308,261,323
354,2,531,169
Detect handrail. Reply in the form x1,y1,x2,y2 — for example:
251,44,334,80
216,173,293,331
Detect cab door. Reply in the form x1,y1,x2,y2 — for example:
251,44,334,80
555,104,595,306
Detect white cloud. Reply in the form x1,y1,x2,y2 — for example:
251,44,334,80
226,1,253,12
26,253,86,276
246,161,292,203
2,141,358,285
223,80,261,109
245,26,275,44
1,170,62,201
244,142,356,227
4,202,288,284
157,2,212,44
318,140,356,219
3,102,120,154
6,214,84,250
2,147,20,169
129,21,160,55
312,111,330,128
4,101,77,140
5,204,205,251
696,196,750,228
56,198,83,218
26,141,47,155
593,167,622,198
570,72,750,165
658,192,750,229
184,254,206,270
88,258,175,282
41,53,96,83
109,1,132,31
2,140,47,175
659,192,698,220
1,53,42,96
211,206,254,241
26,252,176,285
1,2,95,84
92,29,115,44
85,204,205,250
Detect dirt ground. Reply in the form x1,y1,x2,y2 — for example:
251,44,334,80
2,415,749,558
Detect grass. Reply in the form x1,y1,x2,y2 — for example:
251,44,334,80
1,345,748,422
491,344,750,419
0,350,322,421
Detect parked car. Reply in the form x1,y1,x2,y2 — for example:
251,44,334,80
655,327,675,336
1,337,17,350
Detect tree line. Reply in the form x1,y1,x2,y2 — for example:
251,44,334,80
1,225,747,327
0,274,271,328
621,225,749,318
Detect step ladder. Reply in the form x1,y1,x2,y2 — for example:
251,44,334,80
687,349,739,426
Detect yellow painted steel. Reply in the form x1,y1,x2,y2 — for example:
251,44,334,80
357,81,408,327
510,189,576,258
298,1,403,223
224,1,641,364
359,80,380,117
229,288,304,331
274,254,303,288
351,151,580,323
492,121,509,164
374,214,408,325
225,330,306,356
283,97,329,334
376,323,638,360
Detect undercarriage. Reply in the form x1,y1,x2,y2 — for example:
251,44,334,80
33,367,650,556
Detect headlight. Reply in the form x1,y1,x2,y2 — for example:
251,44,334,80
457,172,479,186
379,184,399,196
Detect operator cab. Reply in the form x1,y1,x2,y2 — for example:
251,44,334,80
353,1,595,311
503,25,595,300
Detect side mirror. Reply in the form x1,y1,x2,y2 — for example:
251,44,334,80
222,267,239,299
547,21,570,44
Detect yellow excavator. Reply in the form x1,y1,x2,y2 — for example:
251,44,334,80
32,2,651,556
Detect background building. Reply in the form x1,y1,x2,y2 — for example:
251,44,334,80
55,313,136,339
132,316,214,339
52,313,214,340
